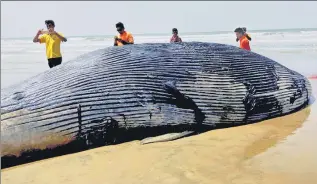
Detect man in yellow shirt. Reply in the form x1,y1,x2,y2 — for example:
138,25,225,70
114,22,134,46
33,20,67,68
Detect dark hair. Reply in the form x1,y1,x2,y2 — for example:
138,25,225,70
45,20,55,26
116,22,124,29
234,27,244,34
242,27,247,32
172,28,178,32
246,34,252,41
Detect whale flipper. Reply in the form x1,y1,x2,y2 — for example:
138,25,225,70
163,80,206,125
140,131,195,144
139,81,203,145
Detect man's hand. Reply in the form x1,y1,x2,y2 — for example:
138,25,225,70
113,36,132,46
114,36,119,46
115,37,123,42
52,31,67,42
33,29,44,43
37,29,44,35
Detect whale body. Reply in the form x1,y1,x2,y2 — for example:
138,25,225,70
1,42,312,158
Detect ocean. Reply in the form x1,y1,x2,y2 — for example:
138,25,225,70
1,28,317,89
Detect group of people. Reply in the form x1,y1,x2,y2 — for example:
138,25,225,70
33,20,251,69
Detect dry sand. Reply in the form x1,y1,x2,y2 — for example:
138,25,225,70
2,80,317,184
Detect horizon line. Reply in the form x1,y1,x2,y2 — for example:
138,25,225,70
2,27,317,40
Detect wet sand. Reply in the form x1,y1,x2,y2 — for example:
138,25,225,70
2,79,317,184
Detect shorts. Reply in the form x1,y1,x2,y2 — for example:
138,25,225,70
48,57,62,68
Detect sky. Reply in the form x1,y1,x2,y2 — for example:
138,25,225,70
1,1,317,38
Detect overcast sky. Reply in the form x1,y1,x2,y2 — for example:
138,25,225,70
1,1,317,38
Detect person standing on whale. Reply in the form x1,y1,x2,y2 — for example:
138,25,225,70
114,22,134,46
33,20,67,68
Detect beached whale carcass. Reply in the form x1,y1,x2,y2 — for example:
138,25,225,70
1,42,312,157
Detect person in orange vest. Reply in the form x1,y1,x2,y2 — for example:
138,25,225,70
114,22,134,46
234,27,251,51
236,27,251,42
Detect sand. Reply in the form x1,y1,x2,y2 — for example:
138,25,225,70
2,79,317,184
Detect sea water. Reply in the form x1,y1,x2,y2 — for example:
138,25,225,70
1,28,317,89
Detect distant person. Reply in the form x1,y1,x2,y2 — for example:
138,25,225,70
33,20,67,68
236,27,251,42
170,28,182,43
234,27,251,51
114,22,134,46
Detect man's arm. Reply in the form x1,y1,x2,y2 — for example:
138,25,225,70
54,32,67,42
119,40,133,45
119,34,134,45
114,36,118,46
33,30,43,43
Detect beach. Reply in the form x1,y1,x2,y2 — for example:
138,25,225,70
1,29,317,184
